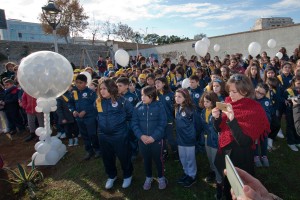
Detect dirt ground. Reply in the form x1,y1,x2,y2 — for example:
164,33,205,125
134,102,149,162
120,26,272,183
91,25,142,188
0,131,61,199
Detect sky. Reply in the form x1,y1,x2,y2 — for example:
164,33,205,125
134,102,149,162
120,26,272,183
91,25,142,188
1,0,300,40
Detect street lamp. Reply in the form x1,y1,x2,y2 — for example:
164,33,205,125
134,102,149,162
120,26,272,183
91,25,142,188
42,0,61,53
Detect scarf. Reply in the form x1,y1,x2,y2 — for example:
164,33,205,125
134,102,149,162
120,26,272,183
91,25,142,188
219,97,270,149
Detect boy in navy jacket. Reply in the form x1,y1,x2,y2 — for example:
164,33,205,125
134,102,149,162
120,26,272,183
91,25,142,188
68,74,100,160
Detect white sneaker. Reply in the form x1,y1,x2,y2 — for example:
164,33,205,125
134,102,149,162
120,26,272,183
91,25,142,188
73,137,79,146
267,138,273,150
122,176,132,188
105,177,117,189
277,129,284,138
68,139,74,147
60,133,66,139
288,144,298,152
56,132,62,138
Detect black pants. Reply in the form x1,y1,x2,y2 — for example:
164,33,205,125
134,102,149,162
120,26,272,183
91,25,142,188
5,110,24,131
99,134,133,179
139,140,164,178
63,122,79,139
268,114,281,140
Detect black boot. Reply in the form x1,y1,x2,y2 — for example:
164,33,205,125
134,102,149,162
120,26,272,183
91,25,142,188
24,133,36,142
215,183,223,200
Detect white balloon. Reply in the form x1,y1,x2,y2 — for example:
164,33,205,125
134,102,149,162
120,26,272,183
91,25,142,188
36,142,51,154
276,52,283,59
50,137,62,149
267,39,276,49
18,51,73,99
34,141,44,151
201,37,210,47
181,78,190,89
42,105,51,113
51,106,57,112
35,106,42,113
49,99,57,107
195,40,209,57
31,152,39,161
115,49,129,67
39,134,47,141
58,145,67,157
80,71,92,86
34,153,45,164
35,127,45,136
248,42,261,57
214,44,220,52
45,150,59,164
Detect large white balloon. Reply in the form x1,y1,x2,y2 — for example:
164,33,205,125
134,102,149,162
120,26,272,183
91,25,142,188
201,37,210,47
276,52,283,59
267,39,276,49
80,71,92,86
214,44,220,52
248,42,261,57
195,40,209,57
18,51,73,99
181,78,191,89
115,49,129,67
36,142,51,154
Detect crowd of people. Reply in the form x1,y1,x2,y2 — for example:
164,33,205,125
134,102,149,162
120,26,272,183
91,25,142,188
0,44,300,200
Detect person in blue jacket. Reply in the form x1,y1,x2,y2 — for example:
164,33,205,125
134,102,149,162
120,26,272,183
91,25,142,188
96,78,133,190
68,74,100,160
155,77,177,161
254,83,272,167
116,77,139,160
131,86,168,190
199,91,223,199
175,88,197,188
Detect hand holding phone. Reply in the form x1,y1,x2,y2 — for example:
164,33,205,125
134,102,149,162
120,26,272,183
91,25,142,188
216,102,232,111
225,155,244,197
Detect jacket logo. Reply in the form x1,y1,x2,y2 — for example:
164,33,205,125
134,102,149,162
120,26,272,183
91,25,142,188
82,93,88,98
181,111,186,117
112,102,118,107
195,93,200,98
165,96,170,101
265,101,269,107
128,97,133,102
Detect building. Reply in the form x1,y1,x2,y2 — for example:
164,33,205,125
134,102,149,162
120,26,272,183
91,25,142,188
252,17,294,30
0,19,67,43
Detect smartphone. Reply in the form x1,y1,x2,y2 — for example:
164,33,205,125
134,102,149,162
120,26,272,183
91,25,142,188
216,102,229,111
225,155,244,197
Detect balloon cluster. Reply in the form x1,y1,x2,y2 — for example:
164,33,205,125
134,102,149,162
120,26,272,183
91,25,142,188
194,37,221,56
248,39,278,58
18,51,73,166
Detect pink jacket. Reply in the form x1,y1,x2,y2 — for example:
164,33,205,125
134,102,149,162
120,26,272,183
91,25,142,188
22,92,37,114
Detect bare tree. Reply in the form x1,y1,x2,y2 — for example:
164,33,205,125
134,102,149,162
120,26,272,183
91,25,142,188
114,22,135,42
101,20,116,40
88,15,100,45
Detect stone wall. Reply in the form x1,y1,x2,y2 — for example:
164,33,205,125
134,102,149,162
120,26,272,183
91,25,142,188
128,24,300,63
0,40,109,69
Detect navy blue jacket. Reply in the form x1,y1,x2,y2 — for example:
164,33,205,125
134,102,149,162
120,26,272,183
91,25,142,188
131,101,167,141
200,109,218,149
256,97,272,123
188,86,203,111
124,90,139,107
157,91,174,123
4,86,20,112
97,97,133,135
170,77,184,91
68,87,97,119
175,106,196,146
56,91,75,124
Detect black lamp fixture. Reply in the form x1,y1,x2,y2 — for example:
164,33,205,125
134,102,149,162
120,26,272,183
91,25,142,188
42,0,61,30
42,0,61,52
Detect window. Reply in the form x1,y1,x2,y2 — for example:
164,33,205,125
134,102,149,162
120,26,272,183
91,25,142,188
18,32,22,38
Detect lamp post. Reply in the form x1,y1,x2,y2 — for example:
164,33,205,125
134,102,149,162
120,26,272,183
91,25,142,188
42,0,61,53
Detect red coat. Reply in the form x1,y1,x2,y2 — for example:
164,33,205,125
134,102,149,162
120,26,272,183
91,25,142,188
22,92,37,114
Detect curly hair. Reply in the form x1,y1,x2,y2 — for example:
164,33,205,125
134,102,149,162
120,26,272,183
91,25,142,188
97,78,120,102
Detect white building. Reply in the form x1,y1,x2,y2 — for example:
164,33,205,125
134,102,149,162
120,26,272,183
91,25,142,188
0,19,67,43
252,17,294,30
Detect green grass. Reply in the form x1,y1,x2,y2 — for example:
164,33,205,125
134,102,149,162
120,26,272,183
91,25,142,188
8,132,300,200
